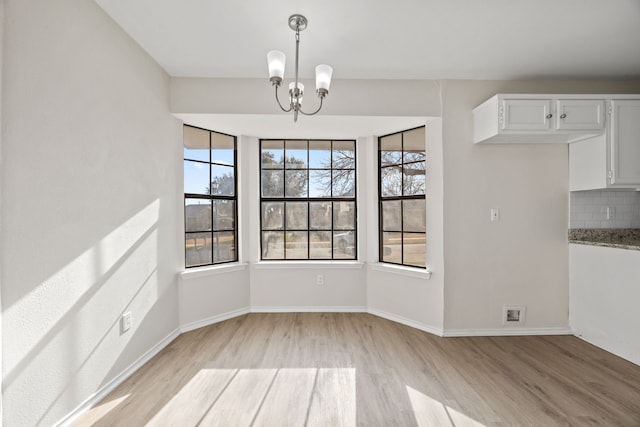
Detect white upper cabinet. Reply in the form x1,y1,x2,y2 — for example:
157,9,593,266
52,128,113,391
501,99,552,131
569,98,640,190
610,99,640,187
555,100,605,131
473,95,606,144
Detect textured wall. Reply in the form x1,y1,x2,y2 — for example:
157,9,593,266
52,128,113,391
1,0,181,425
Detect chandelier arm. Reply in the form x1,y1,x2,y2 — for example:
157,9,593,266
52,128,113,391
274,85,293,112
299,96,324,116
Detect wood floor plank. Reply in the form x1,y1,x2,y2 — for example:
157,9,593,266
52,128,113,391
306,368,356,427
198,368,277,426
73,313,640,426
252,369,316,427
145,368,237,426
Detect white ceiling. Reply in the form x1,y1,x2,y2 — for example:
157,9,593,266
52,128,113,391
94,0,640,137
95,0,640,80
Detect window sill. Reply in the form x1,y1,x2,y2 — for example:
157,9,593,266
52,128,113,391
252,260,365,270
369,262,432,279
180,262,248,280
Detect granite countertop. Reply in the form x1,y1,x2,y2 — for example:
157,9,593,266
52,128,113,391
569,228,640,251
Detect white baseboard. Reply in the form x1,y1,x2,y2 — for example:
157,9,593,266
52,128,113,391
55,327,181,427
180,307,251,333
251,306,367,313
443,327,572,337
367,308,444,337
572,332,640,367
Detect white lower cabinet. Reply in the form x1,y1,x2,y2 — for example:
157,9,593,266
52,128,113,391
570,244,640,366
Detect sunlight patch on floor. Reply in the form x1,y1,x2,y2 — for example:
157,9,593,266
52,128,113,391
81,393,131,424
406,385,485,427
143,368,356,426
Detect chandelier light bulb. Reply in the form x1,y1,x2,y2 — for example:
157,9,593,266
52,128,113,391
289,82,304,103
267,50,286,83
315,64,333,93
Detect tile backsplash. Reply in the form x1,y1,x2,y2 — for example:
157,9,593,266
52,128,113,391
570,190,640,229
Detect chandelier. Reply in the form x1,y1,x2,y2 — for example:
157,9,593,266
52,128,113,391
267,14,333,123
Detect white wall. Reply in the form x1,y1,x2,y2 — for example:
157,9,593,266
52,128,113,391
441,80,640,335
179,267,250,329
0,0,4,423
1,0,181,425
366,119,445,334
570,244,640,365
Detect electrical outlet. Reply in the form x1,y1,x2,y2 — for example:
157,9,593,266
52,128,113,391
316,274,324,285
606,206,615,220
121,312,132,334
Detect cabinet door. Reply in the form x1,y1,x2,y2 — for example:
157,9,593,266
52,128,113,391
610,100,640,186
556,99,605,130
500,99,552,131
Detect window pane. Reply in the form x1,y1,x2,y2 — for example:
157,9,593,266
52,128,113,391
262,170,284,197
381,166,402,197
309,202,332,229
378,127,426,269
403,162,425,196
380,133,402,166
211,132,235,166
185,232,212,267
262,231,284,259
334,231,355,259
213,200,234,231
286,231,308,259
381,232,402,264
285,170,308,197
285,140,308,169
403,127,426,163
403,199,425,233
333,140,355,169
184,160,210,195
403,232,426,267
332,170,355,197
262,202,284,230
309,140,331,168
382,200,401,231
260,138,357,261
333,201,355,230
183,126,209,162
310,231,332,259
185,199,211,232
213,231,235,263
309,170,332,198
262,140,284,168
211,164,235,196
184,125,238,268
286,202,308,230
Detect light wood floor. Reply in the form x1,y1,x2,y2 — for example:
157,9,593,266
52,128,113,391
75,313,640,426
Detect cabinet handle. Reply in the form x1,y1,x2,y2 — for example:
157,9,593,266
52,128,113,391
546,114,553,119
560,113,567,119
